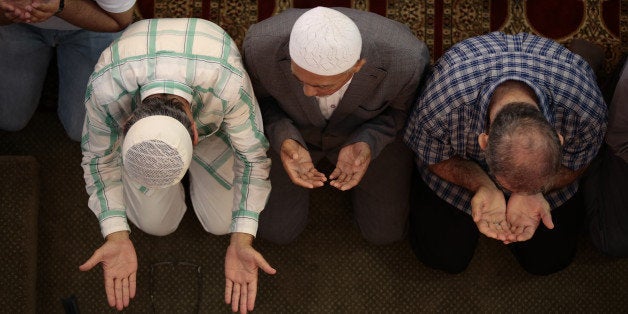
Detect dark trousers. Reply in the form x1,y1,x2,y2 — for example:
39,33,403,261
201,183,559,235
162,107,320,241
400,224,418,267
258,138,413,245
408,174,585,275
583,145,628,257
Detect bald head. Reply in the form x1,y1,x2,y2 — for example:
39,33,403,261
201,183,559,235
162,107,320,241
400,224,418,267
485,102,561,193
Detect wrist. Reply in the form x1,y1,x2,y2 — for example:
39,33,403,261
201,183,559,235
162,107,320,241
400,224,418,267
230,232,254,246
106,230,130,241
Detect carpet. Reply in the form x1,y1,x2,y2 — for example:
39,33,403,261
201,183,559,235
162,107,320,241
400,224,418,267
135,0,627,73
2,2,628,312
1,90,628,313
0,155,39,314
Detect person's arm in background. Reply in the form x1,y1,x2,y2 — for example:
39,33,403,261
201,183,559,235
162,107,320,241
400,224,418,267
606,58,628,162
54,0,135,31
0,0,34,24
1,0,134,31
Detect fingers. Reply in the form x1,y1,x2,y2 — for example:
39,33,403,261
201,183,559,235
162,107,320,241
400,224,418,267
476,219,511,241
329,168,364,191
231,282,241,313
225,279,233,304
476,220,498,239
239,284,247,314
121,278,130,308
114,277,125,310
105,274,134,310
104,276,116,308
288,166,326,189
512,226,534,242
129,272,137,299
247,283,257,312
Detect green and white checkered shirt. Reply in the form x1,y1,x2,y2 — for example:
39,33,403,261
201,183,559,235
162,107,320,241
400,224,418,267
81,18,271,238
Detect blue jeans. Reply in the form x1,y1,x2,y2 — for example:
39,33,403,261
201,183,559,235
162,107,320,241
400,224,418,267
0,23,120,141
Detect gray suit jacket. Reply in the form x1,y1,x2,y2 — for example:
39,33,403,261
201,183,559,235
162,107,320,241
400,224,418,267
243,8,429,159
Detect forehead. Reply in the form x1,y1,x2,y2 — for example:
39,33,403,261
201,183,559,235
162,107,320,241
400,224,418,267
290,61,347,86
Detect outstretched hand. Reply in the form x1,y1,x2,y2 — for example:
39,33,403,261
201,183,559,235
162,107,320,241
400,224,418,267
225,233,276,314
329,142,371,191
79,231,138,311
505,193,553,242
471,186,511,242
280,139,326,188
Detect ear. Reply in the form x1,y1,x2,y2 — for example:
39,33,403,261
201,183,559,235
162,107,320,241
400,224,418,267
478,133,489,150
557,133,564,146
192,121,199,146
352,58,367,73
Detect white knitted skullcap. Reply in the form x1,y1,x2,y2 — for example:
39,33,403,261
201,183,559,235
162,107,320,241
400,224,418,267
122,115,193,189
289,7,362,76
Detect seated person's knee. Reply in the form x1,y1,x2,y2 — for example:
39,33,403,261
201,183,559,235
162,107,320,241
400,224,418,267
361,228,406,246
202,223,230,236
135,218,179,236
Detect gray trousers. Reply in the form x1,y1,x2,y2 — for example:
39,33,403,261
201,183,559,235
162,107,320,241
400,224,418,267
258,137,413,245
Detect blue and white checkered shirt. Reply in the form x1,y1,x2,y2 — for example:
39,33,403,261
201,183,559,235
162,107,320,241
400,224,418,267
403,32,607,214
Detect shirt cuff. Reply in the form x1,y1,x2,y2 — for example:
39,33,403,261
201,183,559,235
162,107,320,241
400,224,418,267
99,213,131,238
229,217,258,237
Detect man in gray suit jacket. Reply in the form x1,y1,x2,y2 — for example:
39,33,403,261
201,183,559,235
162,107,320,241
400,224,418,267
243,6,429,245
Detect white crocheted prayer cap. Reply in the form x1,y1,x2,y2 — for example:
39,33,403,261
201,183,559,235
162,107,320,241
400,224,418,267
289,6,362,76
122,115,193,189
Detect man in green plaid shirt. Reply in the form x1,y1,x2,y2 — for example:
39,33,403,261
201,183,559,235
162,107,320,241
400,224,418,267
80,18,274,313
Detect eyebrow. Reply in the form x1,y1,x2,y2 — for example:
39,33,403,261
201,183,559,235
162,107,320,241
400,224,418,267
290,73,333,88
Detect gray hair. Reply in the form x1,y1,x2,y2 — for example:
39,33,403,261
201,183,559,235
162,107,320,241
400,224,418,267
485,102,561,193
123,95,194,139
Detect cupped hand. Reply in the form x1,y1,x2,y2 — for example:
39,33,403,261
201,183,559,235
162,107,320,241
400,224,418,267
23,0,59,23
505,193,553,242
329,142,371,191
280,139,326,188
79,231,138,311
0,0,57,23
471,185,511,241
0,0,31,23
224,233,276,314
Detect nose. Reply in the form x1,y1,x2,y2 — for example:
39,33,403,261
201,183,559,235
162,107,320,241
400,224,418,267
302,84,318,97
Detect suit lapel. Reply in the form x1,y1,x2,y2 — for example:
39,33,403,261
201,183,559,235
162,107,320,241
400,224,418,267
327,65,387,127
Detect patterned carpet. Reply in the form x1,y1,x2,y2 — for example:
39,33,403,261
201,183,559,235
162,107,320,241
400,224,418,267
2,107,628,312
1,1,627,313
135,0,627,73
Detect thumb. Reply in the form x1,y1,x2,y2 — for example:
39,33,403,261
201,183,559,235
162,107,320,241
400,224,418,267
255,253,277,275
470,198,483,223
541,210,554,230
79,250,102,271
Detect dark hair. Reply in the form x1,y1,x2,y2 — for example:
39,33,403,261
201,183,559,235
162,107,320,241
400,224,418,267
485,102,561,193
123,95,194,139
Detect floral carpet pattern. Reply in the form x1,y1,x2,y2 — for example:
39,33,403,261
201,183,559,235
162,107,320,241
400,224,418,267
136,0,625,70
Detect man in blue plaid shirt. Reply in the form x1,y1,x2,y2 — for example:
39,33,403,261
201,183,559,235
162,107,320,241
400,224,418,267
403,32,607,275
